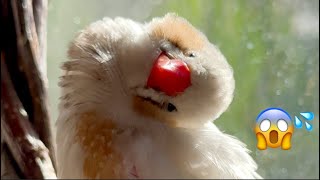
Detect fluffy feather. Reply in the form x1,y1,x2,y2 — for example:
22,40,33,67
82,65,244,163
56,13,262,179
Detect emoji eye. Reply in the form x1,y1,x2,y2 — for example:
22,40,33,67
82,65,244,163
260,119,271,132
277,119,288,132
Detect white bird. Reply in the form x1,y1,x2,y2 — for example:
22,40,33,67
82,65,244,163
56,13,262,179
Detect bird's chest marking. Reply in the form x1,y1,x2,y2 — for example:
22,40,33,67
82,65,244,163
75,111,123,179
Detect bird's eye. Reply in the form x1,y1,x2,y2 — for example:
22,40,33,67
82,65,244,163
185,51,196,58
167,103,177,112
277,119,288,132
260,119,271,132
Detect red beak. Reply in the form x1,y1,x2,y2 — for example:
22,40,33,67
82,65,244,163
146,53,191,96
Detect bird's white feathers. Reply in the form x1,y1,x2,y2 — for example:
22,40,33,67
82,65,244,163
56,14,262,179
167,127,262,179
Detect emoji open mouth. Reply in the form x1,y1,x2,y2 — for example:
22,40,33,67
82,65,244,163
269,130,278,144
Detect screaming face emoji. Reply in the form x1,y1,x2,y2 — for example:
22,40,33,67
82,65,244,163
255,108,294,150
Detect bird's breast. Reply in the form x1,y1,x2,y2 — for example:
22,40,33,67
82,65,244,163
73,111,185,179
75,111,126,179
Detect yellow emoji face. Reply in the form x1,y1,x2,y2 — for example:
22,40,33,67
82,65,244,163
255,108,294,150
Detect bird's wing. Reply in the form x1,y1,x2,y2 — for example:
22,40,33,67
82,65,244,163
55,109,87,178
56,110,133,179
167,124,262,179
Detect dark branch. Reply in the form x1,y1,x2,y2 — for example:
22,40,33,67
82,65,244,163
10,0,56,169
1,0,57,177
1,58,56,179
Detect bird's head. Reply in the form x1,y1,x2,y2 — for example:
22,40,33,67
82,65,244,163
64,13,235,128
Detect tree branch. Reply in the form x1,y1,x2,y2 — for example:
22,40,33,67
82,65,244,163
1,0,57,177
10,0,56,169
1,58,56,179
33,0,48,80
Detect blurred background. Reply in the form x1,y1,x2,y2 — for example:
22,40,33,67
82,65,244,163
47,0,319,179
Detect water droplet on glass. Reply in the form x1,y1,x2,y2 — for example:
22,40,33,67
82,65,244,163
232,6,239,12
53,27,60,33
266,50,271,56
277,71,283,77
307,60,312,65
73,17,81,25
281,168,288,174
263,33,272,40
284,79,289,85
300,112,314,121
246,42,254,50
298,98,304,106
305,122,313,131
294,116,303,128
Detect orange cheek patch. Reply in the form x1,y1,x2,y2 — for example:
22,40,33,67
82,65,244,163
75,111,123,179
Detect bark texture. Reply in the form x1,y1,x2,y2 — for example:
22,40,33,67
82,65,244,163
1,0,57,178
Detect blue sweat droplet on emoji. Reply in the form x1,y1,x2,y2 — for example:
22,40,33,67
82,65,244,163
255,107,294,150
